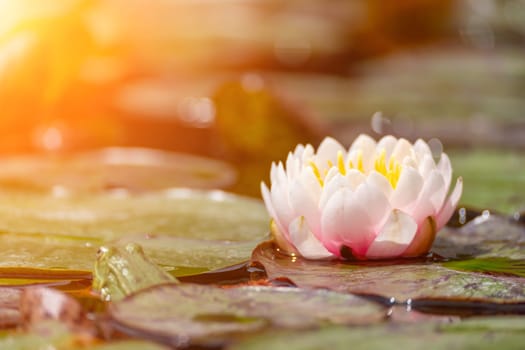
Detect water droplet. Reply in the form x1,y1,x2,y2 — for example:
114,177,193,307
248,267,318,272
371,112,391,135
428,138,443,161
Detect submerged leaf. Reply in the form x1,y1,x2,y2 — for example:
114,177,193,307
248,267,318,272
109,284,386,347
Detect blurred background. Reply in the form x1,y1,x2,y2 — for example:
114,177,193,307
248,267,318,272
0,0,523,212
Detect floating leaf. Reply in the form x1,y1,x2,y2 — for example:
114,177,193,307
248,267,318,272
0,148,236,193
0,189,269,278
93,243,178,301
252,241,525,304
0,320,168,350
434,215,525,260
109,284,386,347
229,317,525,350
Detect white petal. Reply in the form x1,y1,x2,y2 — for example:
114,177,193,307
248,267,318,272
376,135,397,159
289,168,322,235
316,137,345,167
289,216,334,259
437,153,452,193
349,134,377,171
412,170,446,224
301,144,315,164
285,152,299,180
263,182,293,251
390,166,424,211
344,169,367,190
349,134,377,156
418,154,436,179
366,171,393,199
319,169,365,209
354,182,391,231
436,177,463,230
320,172,346,209
270,182,295,234
413,139,432,161
292,144,305,158
391,138,413,163
365,210,418,259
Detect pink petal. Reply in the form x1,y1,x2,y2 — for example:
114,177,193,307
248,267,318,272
289,216,334,259
436,177,463,230
365,210,418,259
390,166,424,211
320,188,375,256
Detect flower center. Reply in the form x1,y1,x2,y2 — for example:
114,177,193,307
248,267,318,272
308,149,402,189
374,149,402,189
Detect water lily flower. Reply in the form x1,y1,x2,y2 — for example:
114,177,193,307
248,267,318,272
261,134,463,260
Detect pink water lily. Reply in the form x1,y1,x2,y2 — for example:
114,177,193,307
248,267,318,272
261,134,463,260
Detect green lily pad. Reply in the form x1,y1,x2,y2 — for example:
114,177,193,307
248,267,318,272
229,317,525,350
0,148,236,193
434,215,525,278
0,189,269,277
251,241,525,304
449,150,525,214
109,284,386,347
435,215,525,260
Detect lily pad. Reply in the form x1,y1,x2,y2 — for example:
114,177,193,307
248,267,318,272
449,150,525,214
0,189,269,276
0,320,168,350
252,241,525,304
0,148,236,193
229,317,525,350
434,215,525,260
109,284,386,347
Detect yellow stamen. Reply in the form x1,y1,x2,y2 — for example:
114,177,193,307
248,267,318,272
337,151,346,175
356,151,364,173
375,149,387,175
309,161,324,186
375,149,402,188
